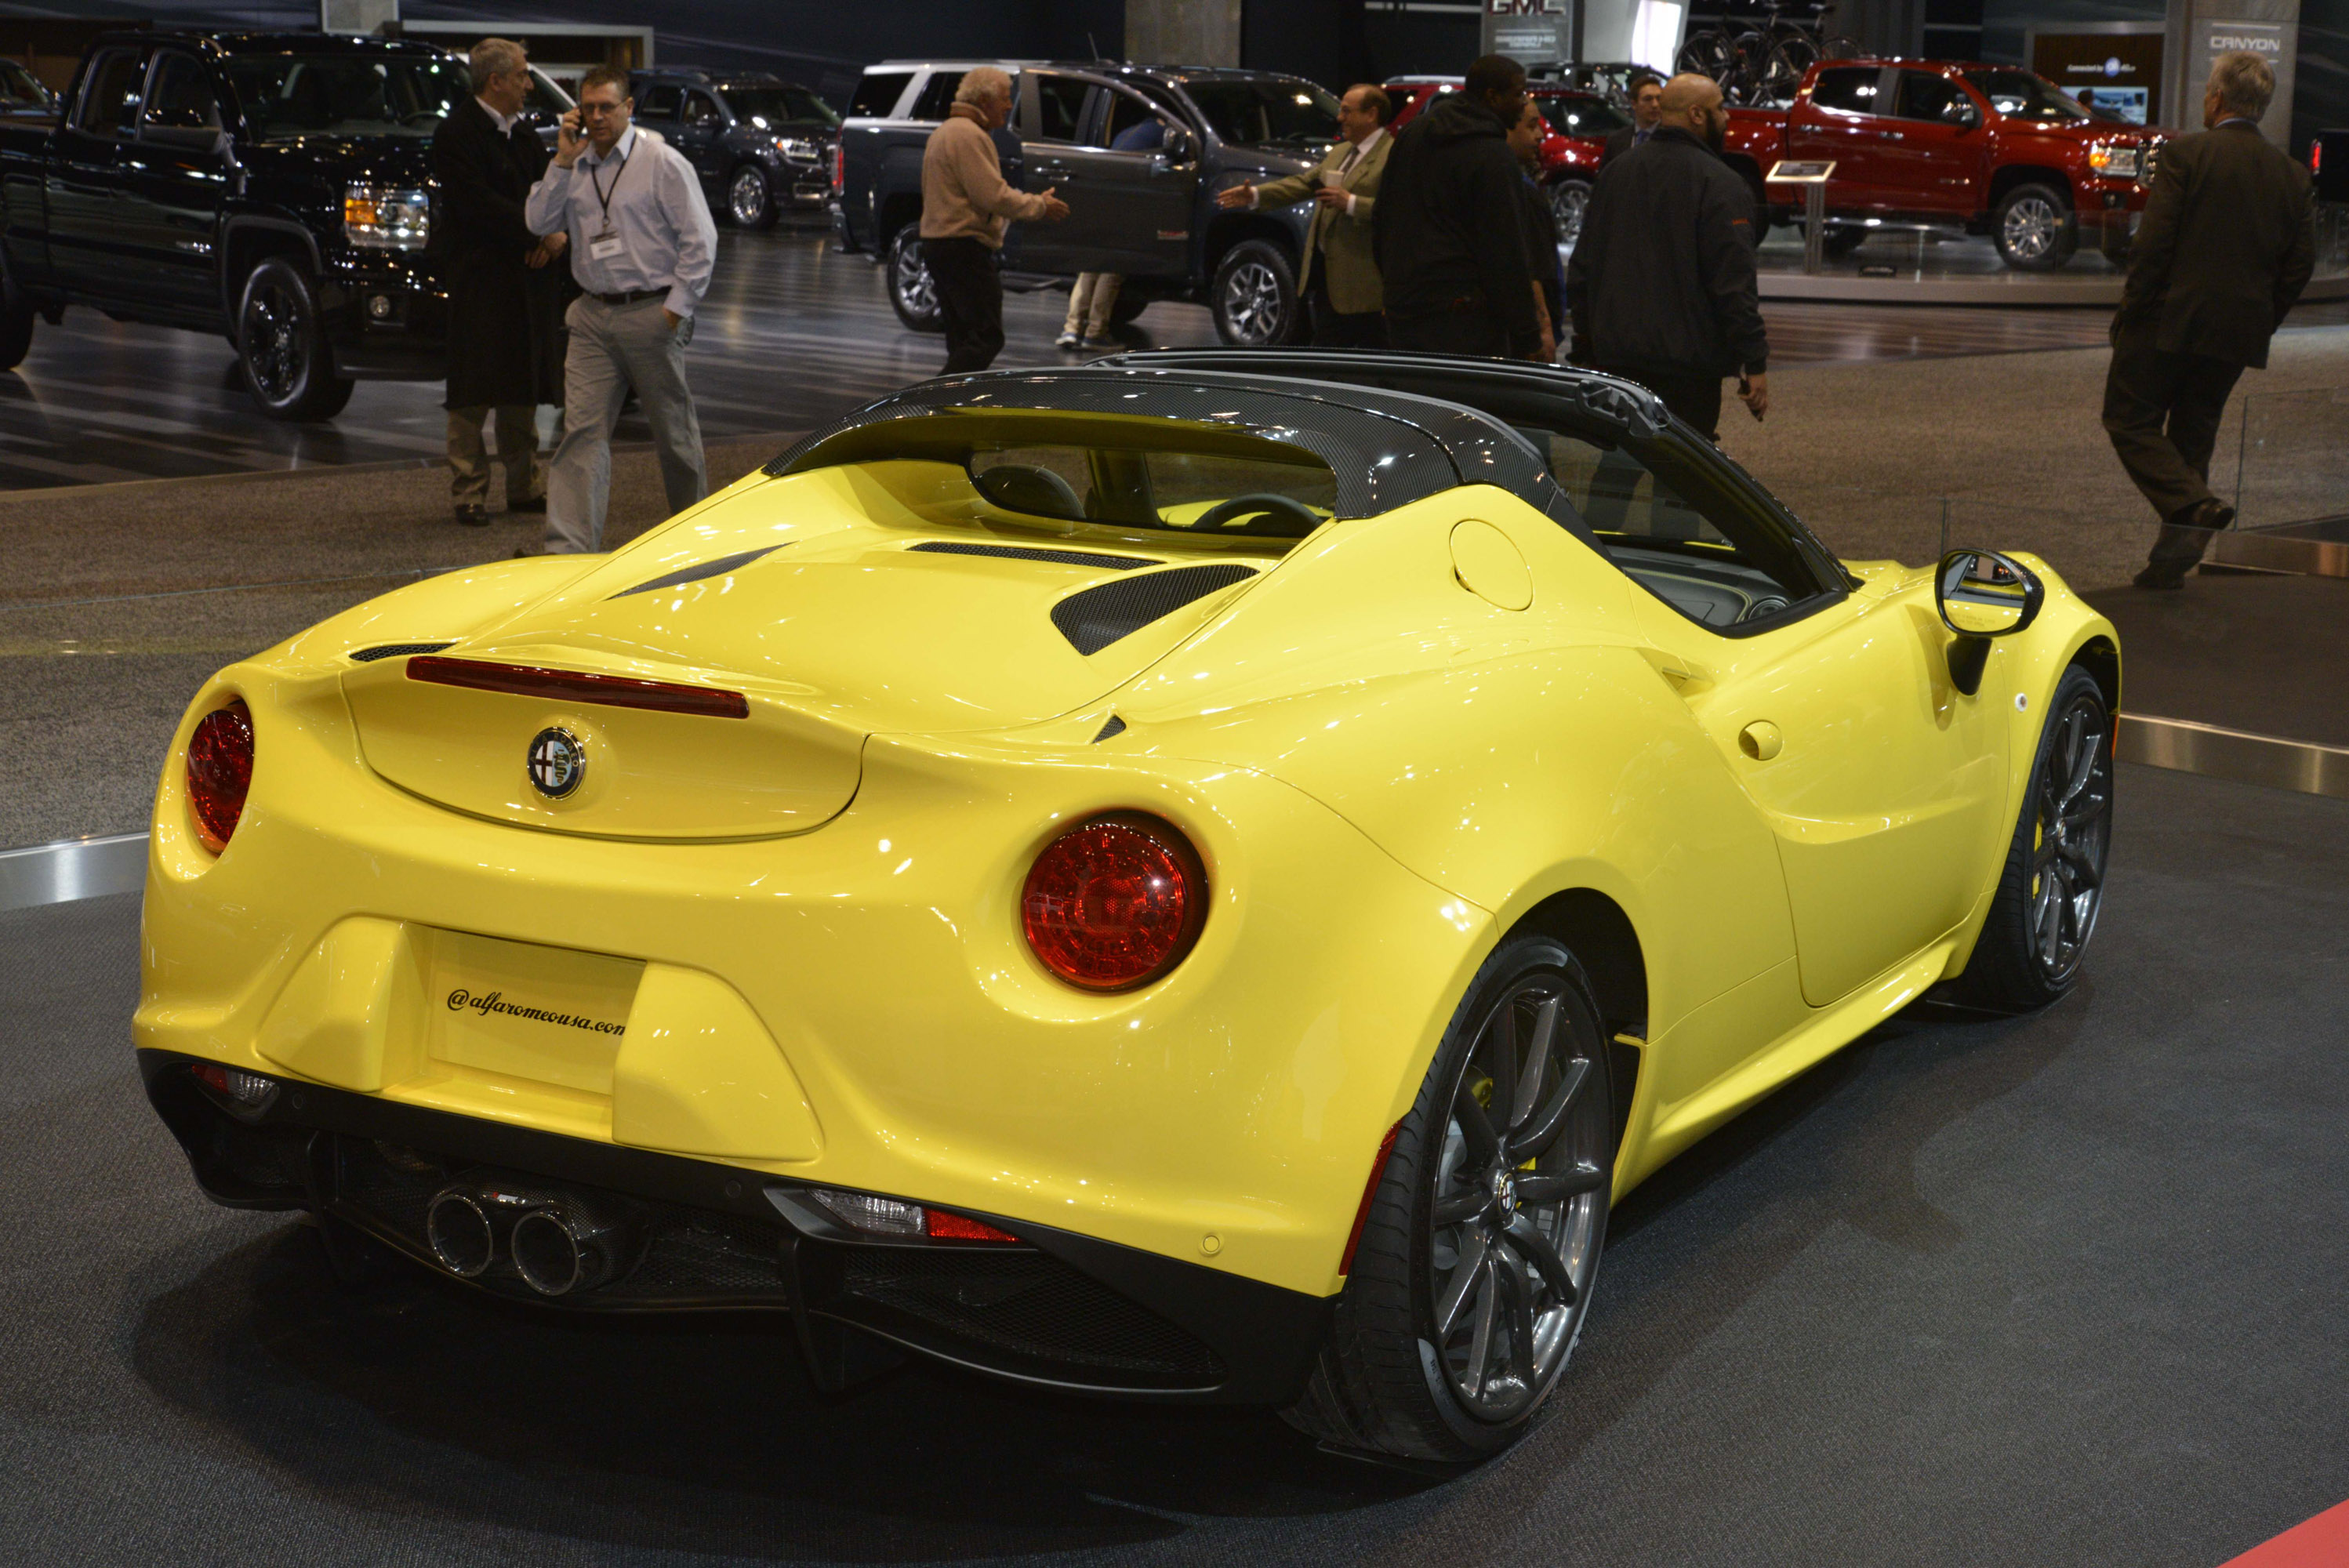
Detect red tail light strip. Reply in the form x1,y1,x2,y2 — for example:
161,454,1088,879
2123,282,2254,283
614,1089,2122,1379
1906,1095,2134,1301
1339,1121,1403,1276
406,655,750,719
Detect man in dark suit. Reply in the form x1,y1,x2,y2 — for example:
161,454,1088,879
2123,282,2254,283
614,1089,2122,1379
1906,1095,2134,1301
1600,73,1664,168
432,38,568,526
2104,51,2315,589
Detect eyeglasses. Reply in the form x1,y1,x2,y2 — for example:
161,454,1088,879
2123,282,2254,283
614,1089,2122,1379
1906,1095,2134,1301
579,100,626,117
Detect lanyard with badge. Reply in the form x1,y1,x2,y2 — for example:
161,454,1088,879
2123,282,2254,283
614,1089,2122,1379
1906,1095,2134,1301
586,141,630,262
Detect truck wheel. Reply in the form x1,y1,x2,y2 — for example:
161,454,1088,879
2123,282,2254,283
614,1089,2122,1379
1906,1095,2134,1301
1109,290,1150,326
1993,183,2076,271
1546,177,1593,249
0,295,32,372
1211,238,1301,347
1283,933,1615,1462
728,164,779,230
885,227,942,333
1822,225,1867,261
238,257,353,421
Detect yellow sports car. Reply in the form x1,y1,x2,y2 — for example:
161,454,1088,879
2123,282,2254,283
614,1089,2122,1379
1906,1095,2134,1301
136,350,2118,1464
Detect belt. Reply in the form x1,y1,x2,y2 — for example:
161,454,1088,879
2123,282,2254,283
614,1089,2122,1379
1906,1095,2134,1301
589,288,666,305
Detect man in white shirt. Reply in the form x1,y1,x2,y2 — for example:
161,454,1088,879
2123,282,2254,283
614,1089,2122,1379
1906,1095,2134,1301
524,65,718,554
1216,84,1392,347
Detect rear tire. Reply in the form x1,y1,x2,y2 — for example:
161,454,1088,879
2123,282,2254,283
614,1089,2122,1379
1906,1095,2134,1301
1109,289,1150,326
885,226,942,332
1954,666,2113,1010
0,294,31,372
1211,238,1302,347
1283,934,1614,1462
238,256,353,421
1992,182,2076,271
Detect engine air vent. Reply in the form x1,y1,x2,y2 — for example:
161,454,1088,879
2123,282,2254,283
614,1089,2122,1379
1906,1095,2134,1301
909,541,1157,571
612,545,782,599
349,641,456,662
1051,564,1257,657
1093,714,1127,742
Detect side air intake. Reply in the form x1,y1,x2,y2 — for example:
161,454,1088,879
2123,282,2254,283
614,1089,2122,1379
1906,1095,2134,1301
350,641,456,662
612,545,782,598
909,541,1158,571
1050,564,1257,657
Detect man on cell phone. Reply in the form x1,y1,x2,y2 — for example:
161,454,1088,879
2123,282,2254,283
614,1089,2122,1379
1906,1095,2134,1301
524,65,717,555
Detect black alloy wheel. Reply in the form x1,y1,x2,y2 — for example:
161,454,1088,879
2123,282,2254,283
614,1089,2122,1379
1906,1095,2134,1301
1992,182,2078,271
237,256,354,421
1286,934,1613,1461
1956,664,2115,1009
1211,238,1302,347
1109,289,1150,327
0,254,33,372
885,226,942,332
1548,177,1593,249
728,164,779,230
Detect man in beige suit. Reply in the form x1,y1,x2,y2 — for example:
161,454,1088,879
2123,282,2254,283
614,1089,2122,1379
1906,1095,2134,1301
1217,84,1392,347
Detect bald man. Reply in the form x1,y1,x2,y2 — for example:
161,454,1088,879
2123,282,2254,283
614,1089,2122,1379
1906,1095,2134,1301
1566,72,1768,437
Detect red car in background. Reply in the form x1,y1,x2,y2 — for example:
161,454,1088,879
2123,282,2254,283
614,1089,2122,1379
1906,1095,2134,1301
1384,78,1632,243
1723,59,2162,269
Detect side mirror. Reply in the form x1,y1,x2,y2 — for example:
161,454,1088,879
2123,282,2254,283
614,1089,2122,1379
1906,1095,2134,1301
1945,100,1980,129
1159,125,1194,164
1936,548,2043,695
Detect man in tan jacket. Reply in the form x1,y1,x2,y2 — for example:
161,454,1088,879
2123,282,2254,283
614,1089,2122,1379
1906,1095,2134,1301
1217,84,1392,347
920,67,1068,373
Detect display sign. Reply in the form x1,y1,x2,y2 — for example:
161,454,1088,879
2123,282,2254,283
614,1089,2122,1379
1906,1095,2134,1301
1483,0,1574,68
1766,160,1835,182
2175,0,2299,143
321,0,398,34
2031,31,2163,125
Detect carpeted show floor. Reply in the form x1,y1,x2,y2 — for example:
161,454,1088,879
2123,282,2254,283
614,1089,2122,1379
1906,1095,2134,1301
3,761,2344,1566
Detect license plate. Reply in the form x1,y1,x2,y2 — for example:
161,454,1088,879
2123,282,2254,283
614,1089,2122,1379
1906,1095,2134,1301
423,928,642,1095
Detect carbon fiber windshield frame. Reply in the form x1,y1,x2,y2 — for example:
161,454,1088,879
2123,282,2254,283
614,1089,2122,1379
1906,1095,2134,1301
761,367,1577,524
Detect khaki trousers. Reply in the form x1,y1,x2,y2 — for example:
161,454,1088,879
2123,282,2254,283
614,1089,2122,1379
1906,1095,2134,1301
1062,272,1122,337
446,405,543,506
545,296,706,555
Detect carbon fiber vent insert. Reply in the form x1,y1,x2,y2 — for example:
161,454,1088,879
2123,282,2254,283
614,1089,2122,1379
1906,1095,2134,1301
612,545,782,598
909,541,1157,571
1093,714,1127,742
349,641,455,662
1051,564,1257,657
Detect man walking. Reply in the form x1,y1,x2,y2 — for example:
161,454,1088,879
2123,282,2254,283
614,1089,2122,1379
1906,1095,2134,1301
1217,83,1393,347
1601,72,1665,167
920,67,1067,374
432,38,565,527
525,66,717,555
2106,52,2315,590
1373,54,1540,358
1566,73,1768,437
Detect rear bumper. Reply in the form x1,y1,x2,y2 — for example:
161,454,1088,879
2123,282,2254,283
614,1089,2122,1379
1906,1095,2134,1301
141,1047,1331,1403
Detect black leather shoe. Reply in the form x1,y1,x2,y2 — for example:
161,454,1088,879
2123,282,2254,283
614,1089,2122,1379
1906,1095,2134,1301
454,503,490,527
508,494,546,514
2169,497,2235,531
2133,563,2189,590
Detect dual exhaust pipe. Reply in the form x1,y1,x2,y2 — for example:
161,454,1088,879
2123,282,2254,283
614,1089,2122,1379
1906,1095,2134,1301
425,1180,644,1297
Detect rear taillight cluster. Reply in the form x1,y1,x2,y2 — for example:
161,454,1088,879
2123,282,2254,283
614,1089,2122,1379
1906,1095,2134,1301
1020,813,1207,992
832,143,845,192
810,1188,1019,1243
185,700,255,852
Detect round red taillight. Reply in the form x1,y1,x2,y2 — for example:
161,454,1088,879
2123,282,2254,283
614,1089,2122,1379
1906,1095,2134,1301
186,700,255,852
1020,814,1207,992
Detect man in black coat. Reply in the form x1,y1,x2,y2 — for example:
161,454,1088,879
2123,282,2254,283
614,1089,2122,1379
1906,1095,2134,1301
432,39,568,527
1372,53,1540,358
2105,51,2315,589
1566,73,1768,438
1599,72,1664,168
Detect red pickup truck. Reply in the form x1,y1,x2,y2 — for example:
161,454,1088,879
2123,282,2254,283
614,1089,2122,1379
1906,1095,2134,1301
1722,59,2162,270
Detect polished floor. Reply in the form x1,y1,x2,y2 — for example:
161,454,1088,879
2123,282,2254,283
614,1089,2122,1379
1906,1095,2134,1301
16,215,2346,491
5,763,2345,1566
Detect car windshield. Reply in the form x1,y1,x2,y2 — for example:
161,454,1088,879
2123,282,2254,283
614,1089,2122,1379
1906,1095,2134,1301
226,54,469,140
1182,78,1340,147
968,445,1337,537
722,85,838,129
1960,69,2089,123
1536,95,1630,136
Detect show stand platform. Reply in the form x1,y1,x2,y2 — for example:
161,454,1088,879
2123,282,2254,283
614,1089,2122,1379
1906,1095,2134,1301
1753,227,2349,306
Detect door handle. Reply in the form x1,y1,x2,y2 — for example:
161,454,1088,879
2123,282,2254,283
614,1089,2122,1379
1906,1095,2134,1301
1738,720,1784,761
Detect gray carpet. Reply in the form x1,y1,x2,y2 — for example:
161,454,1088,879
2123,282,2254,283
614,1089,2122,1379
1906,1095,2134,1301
2,761,2344,1566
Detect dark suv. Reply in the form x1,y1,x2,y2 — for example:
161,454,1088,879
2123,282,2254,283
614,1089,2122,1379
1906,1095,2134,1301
833,61,1332,345
630,68,839,230
0,31,575,419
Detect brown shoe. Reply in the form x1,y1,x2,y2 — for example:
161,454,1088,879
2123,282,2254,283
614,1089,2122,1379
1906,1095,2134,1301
2167,497,2235,532
454,503,490,527
2133,563,2188,590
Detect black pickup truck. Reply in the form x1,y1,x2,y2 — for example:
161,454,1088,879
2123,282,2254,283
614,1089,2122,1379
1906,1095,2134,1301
833,61,1334,345
0,31,570,420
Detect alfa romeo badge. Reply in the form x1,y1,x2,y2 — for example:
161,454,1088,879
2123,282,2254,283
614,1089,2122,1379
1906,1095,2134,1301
526,727,586,799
